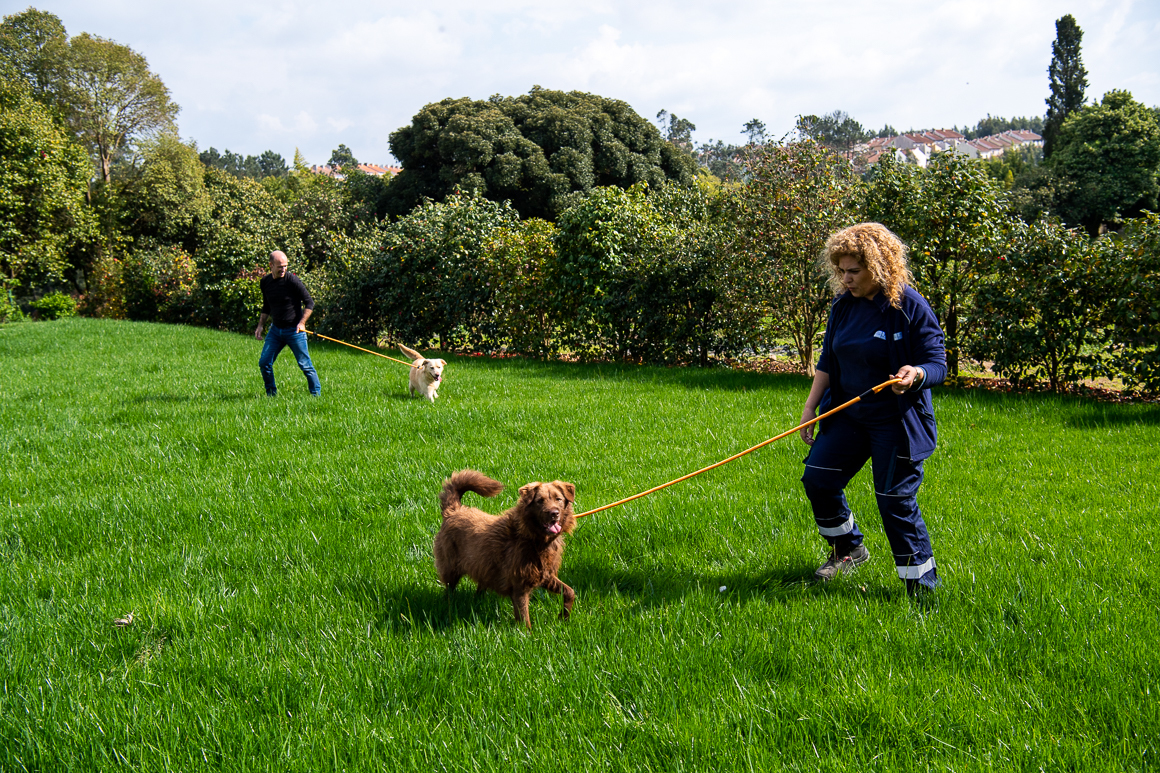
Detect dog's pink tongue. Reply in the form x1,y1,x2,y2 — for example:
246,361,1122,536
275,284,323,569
547,522,562,534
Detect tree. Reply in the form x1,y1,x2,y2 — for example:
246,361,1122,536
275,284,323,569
384,86,695,220
864,152,1010,377
1043,14,1087,158
0,80,95,293
200,147,288,180
967,114,1045,139
328,143,357,169
0,8,67,105
696,139,744,184
727,140,861,373
1051,90,1160,234
656,109,696,153
257,150,287,178
189,168,301,332
743,119,767,146
57,32,179,183
795,111,867,155
118,133,212,248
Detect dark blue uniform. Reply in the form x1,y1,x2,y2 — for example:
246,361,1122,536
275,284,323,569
802,286,946,589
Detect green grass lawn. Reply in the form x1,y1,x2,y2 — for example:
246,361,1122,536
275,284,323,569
1,318,1157,772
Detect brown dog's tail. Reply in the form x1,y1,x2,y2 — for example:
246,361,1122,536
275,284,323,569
399,344,422,362
439,470,503,515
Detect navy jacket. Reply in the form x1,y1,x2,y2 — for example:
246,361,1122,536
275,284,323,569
816,285,947,461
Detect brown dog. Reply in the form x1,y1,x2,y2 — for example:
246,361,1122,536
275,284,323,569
433,469,577,629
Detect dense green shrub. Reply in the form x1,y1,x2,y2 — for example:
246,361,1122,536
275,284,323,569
549,182,729,364
122,244,197,322
78,252,125,319
30,290,77,320
970,220,1107,391
0,277,24,322
1099,211,1160,392
195,168,301,287
482,218,558,357
322,190,518,348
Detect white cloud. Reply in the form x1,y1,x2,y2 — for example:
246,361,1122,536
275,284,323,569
29,0,1160,165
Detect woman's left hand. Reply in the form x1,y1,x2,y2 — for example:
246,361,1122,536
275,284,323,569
892,365,926,394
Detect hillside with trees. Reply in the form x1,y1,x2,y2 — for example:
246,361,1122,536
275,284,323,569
2,7,1158,395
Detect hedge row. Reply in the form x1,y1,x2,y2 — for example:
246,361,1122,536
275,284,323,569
52,139,1160,395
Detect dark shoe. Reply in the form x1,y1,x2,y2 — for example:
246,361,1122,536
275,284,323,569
814,544,870,581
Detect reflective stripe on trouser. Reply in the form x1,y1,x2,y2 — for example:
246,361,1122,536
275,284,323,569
801,409,938,588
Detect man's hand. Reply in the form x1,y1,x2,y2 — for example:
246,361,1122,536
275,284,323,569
254,324,263,341
892,365,925,394
296,322,307,334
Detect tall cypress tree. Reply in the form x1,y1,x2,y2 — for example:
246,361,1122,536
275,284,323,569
1043,14,1088,158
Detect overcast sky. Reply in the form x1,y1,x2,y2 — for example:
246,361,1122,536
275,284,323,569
20,0,1160,166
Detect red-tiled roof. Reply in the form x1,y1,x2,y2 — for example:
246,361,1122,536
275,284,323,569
309,163,401,177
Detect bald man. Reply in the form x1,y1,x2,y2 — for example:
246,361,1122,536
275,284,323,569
254,250,321,396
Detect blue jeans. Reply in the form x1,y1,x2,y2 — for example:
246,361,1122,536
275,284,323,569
801,407,938,589
259,326,320,396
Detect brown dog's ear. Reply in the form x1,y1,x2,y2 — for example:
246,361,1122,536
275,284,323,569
438,359,447,367
557,481,576,505
517,483,542,501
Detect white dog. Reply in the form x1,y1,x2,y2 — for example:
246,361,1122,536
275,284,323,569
398,344,446,402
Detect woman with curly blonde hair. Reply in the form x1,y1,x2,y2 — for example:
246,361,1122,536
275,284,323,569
799,223,946,594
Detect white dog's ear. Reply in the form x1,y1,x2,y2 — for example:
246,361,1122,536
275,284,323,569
517,483,542,501
438,359,446,367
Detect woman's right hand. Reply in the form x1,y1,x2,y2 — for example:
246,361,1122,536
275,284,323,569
799,369,829,448
799,411,816,446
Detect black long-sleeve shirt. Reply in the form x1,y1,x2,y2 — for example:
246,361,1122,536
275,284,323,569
259,273,314,328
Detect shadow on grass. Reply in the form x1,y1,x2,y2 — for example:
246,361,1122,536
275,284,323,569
130,392,255,403
359,557,915,637
1063,403,1160,428
369,584,521,634
433,353,810,394
565,560,904,608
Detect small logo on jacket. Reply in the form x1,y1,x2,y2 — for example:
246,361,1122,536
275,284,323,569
874,330,886,340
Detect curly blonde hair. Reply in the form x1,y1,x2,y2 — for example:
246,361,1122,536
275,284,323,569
819,223,912,308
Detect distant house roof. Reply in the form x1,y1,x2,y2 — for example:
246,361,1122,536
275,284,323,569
1009,130,1042,142
310,163,401,178
856,127,1041,165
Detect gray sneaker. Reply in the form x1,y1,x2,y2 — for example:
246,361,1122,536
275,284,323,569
814,544,870,581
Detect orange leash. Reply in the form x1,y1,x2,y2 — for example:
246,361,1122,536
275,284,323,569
574,378,903,518
306,331,418,368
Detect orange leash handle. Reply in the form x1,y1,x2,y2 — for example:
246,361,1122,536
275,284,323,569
306,331,417,368
574,378,903,518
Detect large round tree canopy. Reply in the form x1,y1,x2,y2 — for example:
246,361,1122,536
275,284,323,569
384,86,696,220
